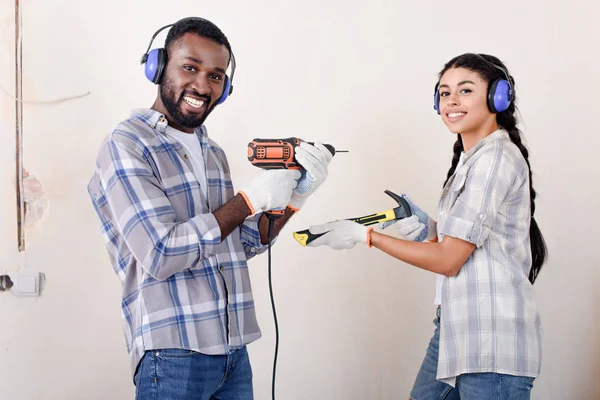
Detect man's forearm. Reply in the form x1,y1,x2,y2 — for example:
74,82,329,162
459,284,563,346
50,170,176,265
213,194,253,239
214,194,297,244
258,206,297,244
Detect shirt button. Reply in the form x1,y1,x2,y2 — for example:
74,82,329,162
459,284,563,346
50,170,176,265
184,154,189,159
219,266,224,271
159,117,166,123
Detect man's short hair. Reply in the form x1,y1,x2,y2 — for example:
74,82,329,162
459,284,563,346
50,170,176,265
165,17,232,60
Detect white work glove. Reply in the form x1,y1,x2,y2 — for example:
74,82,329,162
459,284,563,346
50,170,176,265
288,142,333,211
390,194,437,242
240,169,301,214
306,220,372,250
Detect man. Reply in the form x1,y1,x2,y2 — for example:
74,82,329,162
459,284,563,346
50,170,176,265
88,17,332,399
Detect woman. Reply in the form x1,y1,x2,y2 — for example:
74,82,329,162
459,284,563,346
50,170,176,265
307,53,547,399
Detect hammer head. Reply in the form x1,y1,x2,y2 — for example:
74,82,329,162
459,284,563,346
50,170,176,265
381,190,412,228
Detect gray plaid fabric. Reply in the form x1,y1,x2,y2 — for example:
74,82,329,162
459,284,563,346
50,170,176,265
88,109,268,376
436,129,541,386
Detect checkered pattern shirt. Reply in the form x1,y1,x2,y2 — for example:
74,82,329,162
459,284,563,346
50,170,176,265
88,109,267,376
436,129,542,385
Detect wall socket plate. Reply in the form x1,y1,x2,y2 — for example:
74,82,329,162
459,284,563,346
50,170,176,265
9,272,45,297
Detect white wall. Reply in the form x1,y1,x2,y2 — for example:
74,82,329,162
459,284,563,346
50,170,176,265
1,0,598,399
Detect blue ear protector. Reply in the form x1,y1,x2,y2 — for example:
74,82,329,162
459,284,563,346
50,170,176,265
433,54,513,115
140,18,235,105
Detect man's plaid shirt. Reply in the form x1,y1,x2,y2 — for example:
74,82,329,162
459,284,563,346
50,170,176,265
88,109,267,376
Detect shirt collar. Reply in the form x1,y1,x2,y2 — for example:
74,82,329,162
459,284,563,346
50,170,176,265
461,128,508,162
451,128,508,176
131,108,207,138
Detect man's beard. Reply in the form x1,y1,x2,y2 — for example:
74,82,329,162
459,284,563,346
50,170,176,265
159,76,213,129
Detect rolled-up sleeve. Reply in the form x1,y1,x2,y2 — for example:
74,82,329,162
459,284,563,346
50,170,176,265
439,147,524,247
239,212,277,259
97,138,222,280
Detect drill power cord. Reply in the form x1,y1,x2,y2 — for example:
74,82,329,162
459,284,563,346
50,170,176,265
266,213,281,400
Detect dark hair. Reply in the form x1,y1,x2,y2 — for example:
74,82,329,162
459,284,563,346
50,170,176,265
439,53,547,284
164,17,232,60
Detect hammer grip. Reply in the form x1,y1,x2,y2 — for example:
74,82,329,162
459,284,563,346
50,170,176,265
292,229,325,247
292,211,390,247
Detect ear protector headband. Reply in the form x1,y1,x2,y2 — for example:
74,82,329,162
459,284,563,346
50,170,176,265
140,18,236,105
433,54,513,115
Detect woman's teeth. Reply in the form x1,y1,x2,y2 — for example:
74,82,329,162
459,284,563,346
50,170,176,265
184,96,204,109
448,112,465,118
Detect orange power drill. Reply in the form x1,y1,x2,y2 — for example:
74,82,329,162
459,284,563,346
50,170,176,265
247,138,347,215
248,137,348,400
247,138,347,170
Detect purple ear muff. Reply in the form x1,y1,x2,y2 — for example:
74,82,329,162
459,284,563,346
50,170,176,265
433,78,512,115
144,48,167,84
433,82,441,115
487,78,512,113
216,75,233,105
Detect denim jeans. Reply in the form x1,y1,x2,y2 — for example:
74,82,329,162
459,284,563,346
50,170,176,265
410,307,535,400
134,346,253,400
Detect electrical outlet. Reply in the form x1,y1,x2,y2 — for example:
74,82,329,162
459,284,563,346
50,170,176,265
10,272,45,297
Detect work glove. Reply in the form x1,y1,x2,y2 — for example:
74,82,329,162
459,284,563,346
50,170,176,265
288,142,333,211
389,194,437,242
239,170,301,214
306,220,372,250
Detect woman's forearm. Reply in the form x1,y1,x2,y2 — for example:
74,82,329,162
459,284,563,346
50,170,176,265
370,231,475,276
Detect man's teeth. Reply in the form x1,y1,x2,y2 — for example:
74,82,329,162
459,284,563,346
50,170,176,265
183,97,204,108
448,112,465,118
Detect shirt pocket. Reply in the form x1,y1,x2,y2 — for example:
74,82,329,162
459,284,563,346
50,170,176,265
165,180,205,221
437,172,467,237
440,172,467,214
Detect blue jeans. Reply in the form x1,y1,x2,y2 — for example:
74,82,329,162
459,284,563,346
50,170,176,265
410,308,535,400
134,346,253,400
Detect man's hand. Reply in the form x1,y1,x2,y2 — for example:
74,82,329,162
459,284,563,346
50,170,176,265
306,220,372,250
390,194,437,242
288,142,333,211
240,170,301,214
